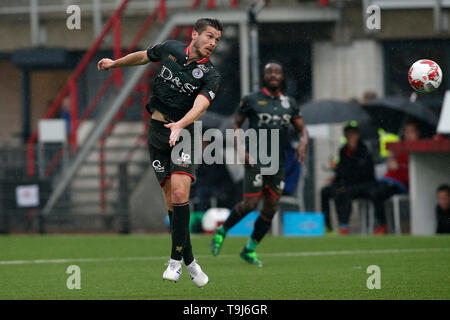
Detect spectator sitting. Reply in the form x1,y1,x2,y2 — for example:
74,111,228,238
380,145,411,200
436,184,450,234
369,120,420,234
321,122,376,235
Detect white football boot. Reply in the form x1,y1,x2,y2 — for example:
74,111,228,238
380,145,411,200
186,260,209,288
162,259,182,282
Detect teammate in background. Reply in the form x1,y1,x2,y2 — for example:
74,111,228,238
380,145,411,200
209,62,309,266
98,18,222,287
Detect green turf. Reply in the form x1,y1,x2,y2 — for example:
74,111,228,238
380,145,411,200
0,234,449,300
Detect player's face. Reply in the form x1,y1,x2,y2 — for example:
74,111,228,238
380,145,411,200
404,124,419,141
437,190,450,210
192,26,222,58
263,63,284,90
346,131,360,149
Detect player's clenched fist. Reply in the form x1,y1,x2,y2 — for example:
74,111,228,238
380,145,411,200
97,58,115,71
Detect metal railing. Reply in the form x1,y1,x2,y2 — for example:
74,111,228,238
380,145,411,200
0,0,241,14
26,0,133,177
22,0,240,217
25,0,241,178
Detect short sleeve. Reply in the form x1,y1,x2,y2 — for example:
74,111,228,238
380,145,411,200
236,95,251,116
198,72,221,104
146,41,167,62
291,98,303,121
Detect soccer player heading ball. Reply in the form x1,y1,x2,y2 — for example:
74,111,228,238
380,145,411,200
210,61,309,266
98,18,223,287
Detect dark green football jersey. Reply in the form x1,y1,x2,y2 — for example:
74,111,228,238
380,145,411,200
236,88,303,165
146,40,221,122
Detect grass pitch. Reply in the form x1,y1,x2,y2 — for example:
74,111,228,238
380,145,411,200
0,234,449,300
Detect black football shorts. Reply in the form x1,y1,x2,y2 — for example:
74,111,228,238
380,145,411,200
242,164,285,200
147,119,196,186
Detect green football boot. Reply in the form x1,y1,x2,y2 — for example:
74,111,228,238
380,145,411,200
210,228,226,256
240,248,263,267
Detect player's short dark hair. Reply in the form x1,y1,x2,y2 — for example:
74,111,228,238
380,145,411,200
437,184,450,194
262,60,287,92
194,18,223,34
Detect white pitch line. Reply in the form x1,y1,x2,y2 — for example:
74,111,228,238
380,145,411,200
0,247,448,266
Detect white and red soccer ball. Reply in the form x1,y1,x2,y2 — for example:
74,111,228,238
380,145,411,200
408,59,443,93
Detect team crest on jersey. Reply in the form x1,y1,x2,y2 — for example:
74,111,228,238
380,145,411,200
280,96,290,109
192,68,204,79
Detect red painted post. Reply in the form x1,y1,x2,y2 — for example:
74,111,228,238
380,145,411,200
113,16,122,89
190,0,202,9
207,0,216,9
26,141,35,176
44,148,64,178
126,8,159,55
230,0,239,8
69,80,78,153
185,26,193,44
158,0,167,21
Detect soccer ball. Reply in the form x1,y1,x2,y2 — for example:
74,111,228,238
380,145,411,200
408,59,443,93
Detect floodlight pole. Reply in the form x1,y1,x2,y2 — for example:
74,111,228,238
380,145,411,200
249,0,265,92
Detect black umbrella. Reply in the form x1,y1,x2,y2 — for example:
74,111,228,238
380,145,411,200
301,99,371,125
361,96,439,135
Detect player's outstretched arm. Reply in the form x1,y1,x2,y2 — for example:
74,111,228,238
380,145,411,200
97,51,150,71
164,94,211,147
